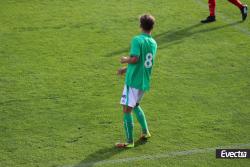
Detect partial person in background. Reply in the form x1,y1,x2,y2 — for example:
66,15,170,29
201,0,248,23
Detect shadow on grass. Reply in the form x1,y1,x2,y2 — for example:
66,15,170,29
74,139,148,167
104,21,242,56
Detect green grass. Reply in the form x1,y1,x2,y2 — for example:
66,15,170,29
1,0,250,166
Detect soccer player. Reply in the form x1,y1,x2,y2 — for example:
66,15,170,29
115,14,157,148
201,0,248,23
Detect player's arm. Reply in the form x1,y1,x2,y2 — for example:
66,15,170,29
120,36,140,64
120,56,139,64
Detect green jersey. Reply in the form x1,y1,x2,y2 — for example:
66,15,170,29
125,33,157,91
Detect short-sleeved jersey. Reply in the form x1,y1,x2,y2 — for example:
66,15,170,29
125,33,157,91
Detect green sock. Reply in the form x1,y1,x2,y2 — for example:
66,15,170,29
134,106,149,134
123,112,134,143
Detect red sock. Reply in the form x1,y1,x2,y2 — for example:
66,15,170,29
208,0,216,16
228,0,244,9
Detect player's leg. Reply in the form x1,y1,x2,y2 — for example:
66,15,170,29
228,0,244,8
201,0,216,23
209,0,216,17
123,106,134,144
228,0,248,21
133,104,151,139
116,106,134,148
116,86,135,148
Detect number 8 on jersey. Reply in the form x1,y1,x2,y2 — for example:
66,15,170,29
144,53,153,68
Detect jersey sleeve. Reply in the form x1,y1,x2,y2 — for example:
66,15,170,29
129,37,140,57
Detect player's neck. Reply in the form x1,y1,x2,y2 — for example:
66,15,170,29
142,30,151,35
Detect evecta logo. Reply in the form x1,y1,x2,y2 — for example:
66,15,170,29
216,149,250,159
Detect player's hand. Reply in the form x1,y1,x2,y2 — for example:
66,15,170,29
120,56,129,64
117,67,126,75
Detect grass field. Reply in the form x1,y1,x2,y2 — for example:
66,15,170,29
1,0,250,166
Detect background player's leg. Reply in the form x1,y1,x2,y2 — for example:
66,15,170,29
123,106,134,144
209,0,216,16
201,0,216,23
228,0,243,9
134,105,150,135
228,0,248,21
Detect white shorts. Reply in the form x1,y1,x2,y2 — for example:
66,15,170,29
120,85,144,108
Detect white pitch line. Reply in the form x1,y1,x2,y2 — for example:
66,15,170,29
194,0,250,35
62,143,250,167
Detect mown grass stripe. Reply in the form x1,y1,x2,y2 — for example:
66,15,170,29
63,143,250,167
